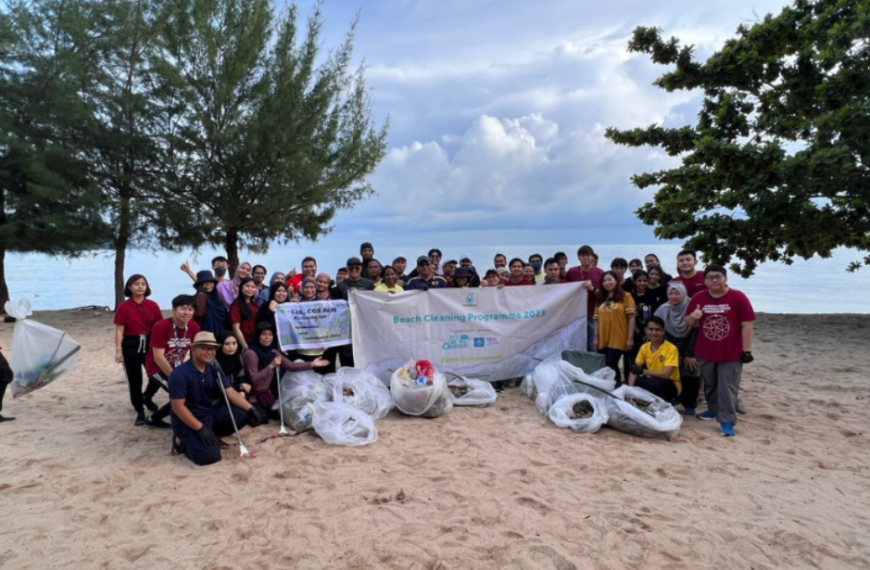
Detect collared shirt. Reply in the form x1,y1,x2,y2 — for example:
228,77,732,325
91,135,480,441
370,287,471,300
405,275,449,290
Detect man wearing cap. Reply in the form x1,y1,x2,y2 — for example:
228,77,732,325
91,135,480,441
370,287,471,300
170,332,265,466
405,256,449,290
335,257,375,300
360,242,375,263
143,294,201,428
392,256,408,286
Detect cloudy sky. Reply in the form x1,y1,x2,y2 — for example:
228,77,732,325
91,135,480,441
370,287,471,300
297,0,792,248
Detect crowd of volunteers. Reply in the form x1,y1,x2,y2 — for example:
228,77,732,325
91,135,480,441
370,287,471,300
110,242,755,464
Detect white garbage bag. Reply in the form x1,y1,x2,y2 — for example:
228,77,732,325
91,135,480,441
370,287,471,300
324,367,394,420
276,370,328,432
558,361,617,396
447,377,497,407
4,300,81,398
390,360,453,418
606,385,683,440
548,393,609,434
312,401,377,446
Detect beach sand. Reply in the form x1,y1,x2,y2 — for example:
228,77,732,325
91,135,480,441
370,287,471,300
0,311,868,569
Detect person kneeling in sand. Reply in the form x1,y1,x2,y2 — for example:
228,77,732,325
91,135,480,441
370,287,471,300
170,332,265,466
627,317,681,403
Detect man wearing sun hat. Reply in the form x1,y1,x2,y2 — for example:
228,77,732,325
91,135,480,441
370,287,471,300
170,331,265,466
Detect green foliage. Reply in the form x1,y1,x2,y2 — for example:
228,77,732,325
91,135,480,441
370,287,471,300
159,0,388,269
606,0,870,276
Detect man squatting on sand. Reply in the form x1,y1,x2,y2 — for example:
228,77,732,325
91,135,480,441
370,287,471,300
104,244,755,465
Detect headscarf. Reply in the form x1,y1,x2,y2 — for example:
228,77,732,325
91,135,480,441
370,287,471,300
216,261,251,307
257,271,286,304
257,281,288,325
215,330,244,380
298,277,317,302
315,273,332,300
249,322,277,372
655,281,691,339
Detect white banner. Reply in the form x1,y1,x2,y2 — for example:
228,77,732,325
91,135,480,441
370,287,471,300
274,300,352,351
349,284,587,383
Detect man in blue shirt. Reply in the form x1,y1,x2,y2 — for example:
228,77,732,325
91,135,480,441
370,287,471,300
170,332,265,466
405,256,449,290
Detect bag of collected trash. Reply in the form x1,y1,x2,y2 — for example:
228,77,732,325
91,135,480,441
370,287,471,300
520,373,536,399
557,361,617,396
312,401,377,446
390,359,453,418
276,370,328,432
4,300,81,398
526,353,562,407
560,350,606,374
536,375,579,415
324,367,394,420
606,385,682,440
548,393,609,434
447,376,497,407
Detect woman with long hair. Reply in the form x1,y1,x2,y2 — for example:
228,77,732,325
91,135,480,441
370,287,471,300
594,270,636,383
193,270,229,335
114,274,164,425
217,261,253,307
229,277,259,351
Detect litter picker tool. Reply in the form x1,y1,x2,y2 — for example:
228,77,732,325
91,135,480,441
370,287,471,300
212,361,254,462
274,359,290,437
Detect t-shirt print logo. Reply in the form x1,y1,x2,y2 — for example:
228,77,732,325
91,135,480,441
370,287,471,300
703,314,730,341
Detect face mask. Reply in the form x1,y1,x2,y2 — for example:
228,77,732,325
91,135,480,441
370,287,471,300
532,261,541,271
213,267,227,277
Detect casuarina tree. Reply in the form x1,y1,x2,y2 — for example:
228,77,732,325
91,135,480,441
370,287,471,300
159,0,388,272
606,0,870,276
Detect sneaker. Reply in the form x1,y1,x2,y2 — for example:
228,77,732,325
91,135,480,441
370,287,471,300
135,411,146,426
144,417,171,429
736,399,747,414
683,407,696,417
696,410,716,421
721,422,736,437
143,398,158,413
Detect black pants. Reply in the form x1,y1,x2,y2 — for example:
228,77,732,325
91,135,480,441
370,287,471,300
635,375,678,402
679,376,701,409
176,405,250,466
0,351,13,415
146,372,171,421
121,335,150,413
600,347,625,384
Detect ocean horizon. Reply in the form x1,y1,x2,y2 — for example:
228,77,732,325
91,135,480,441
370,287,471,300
6,242,869,314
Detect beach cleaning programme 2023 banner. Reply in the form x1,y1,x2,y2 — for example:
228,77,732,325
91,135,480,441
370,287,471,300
349,283,587,383
274,300,351,351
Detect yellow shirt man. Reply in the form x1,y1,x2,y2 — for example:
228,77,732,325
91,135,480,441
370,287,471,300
635,340,682,394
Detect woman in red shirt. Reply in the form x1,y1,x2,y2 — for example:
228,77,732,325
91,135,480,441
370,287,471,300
114,274,164,425
230,277,259,351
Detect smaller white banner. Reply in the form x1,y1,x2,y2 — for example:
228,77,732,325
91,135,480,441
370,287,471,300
274,300,352,351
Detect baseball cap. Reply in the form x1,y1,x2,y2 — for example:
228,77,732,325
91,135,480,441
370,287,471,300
346,257,363,266
416,255,430,266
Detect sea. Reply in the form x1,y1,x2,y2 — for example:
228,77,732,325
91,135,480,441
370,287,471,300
5,243,869,314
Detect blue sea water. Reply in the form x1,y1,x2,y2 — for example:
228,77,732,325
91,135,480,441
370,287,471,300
5,243,869,314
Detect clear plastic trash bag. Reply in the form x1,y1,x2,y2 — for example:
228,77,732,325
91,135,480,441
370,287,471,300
312,401,377,446
5,300,81,398
275,370,329,432
324,367,394,420
447,376,497,407
606,385,683,440
390,360,453,418
548,393,609,434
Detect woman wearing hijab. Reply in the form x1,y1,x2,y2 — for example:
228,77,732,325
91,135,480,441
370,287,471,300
243,322,329,417
655,281,700,415
217,261,253,307
257,281,290,327
258,271,286,304
215,331,250,397
314,273,333,300
295,277,317,302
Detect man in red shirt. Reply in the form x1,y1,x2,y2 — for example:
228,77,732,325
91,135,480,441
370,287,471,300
144,295,200,429
503,258,534,286
670,249,706,299
685,264,755,437
565,245,601,351
537,258,566,285
289,257,317,294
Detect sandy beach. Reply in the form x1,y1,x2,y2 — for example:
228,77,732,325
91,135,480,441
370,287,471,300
0,311,868,569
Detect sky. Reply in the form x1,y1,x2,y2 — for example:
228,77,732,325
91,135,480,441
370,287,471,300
283,0,793,249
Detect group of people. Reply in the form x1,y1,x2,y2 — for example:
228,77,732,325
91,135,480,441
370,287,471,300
113,242,755,465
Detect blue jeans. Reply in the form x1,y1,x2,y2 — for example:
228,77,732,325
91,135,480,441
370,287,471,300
586,319,596,352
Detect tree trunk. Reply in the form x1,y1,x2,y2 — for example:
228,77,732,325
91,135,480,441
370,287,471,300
0,188,9,308
114,189,131,309
226,229,239,277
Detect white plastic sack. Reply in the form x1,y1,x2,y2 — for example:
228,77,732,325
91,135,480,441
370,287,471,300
606,385,683,440
390,360,453,418
312,401,377,446
324,367,394,420
548,393,609,434
276,370,328,432
530,354,563,412
5,300,81,399
520,374,536,399
536,375,579,415
448,377,497,407
558,361,617,396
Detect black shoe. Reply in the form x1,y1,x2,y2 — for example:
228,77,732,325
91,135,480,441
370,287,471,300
171,435,186,456
135,412,146,426
0,414,16,423
144,417,171,429
143,398,158,413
